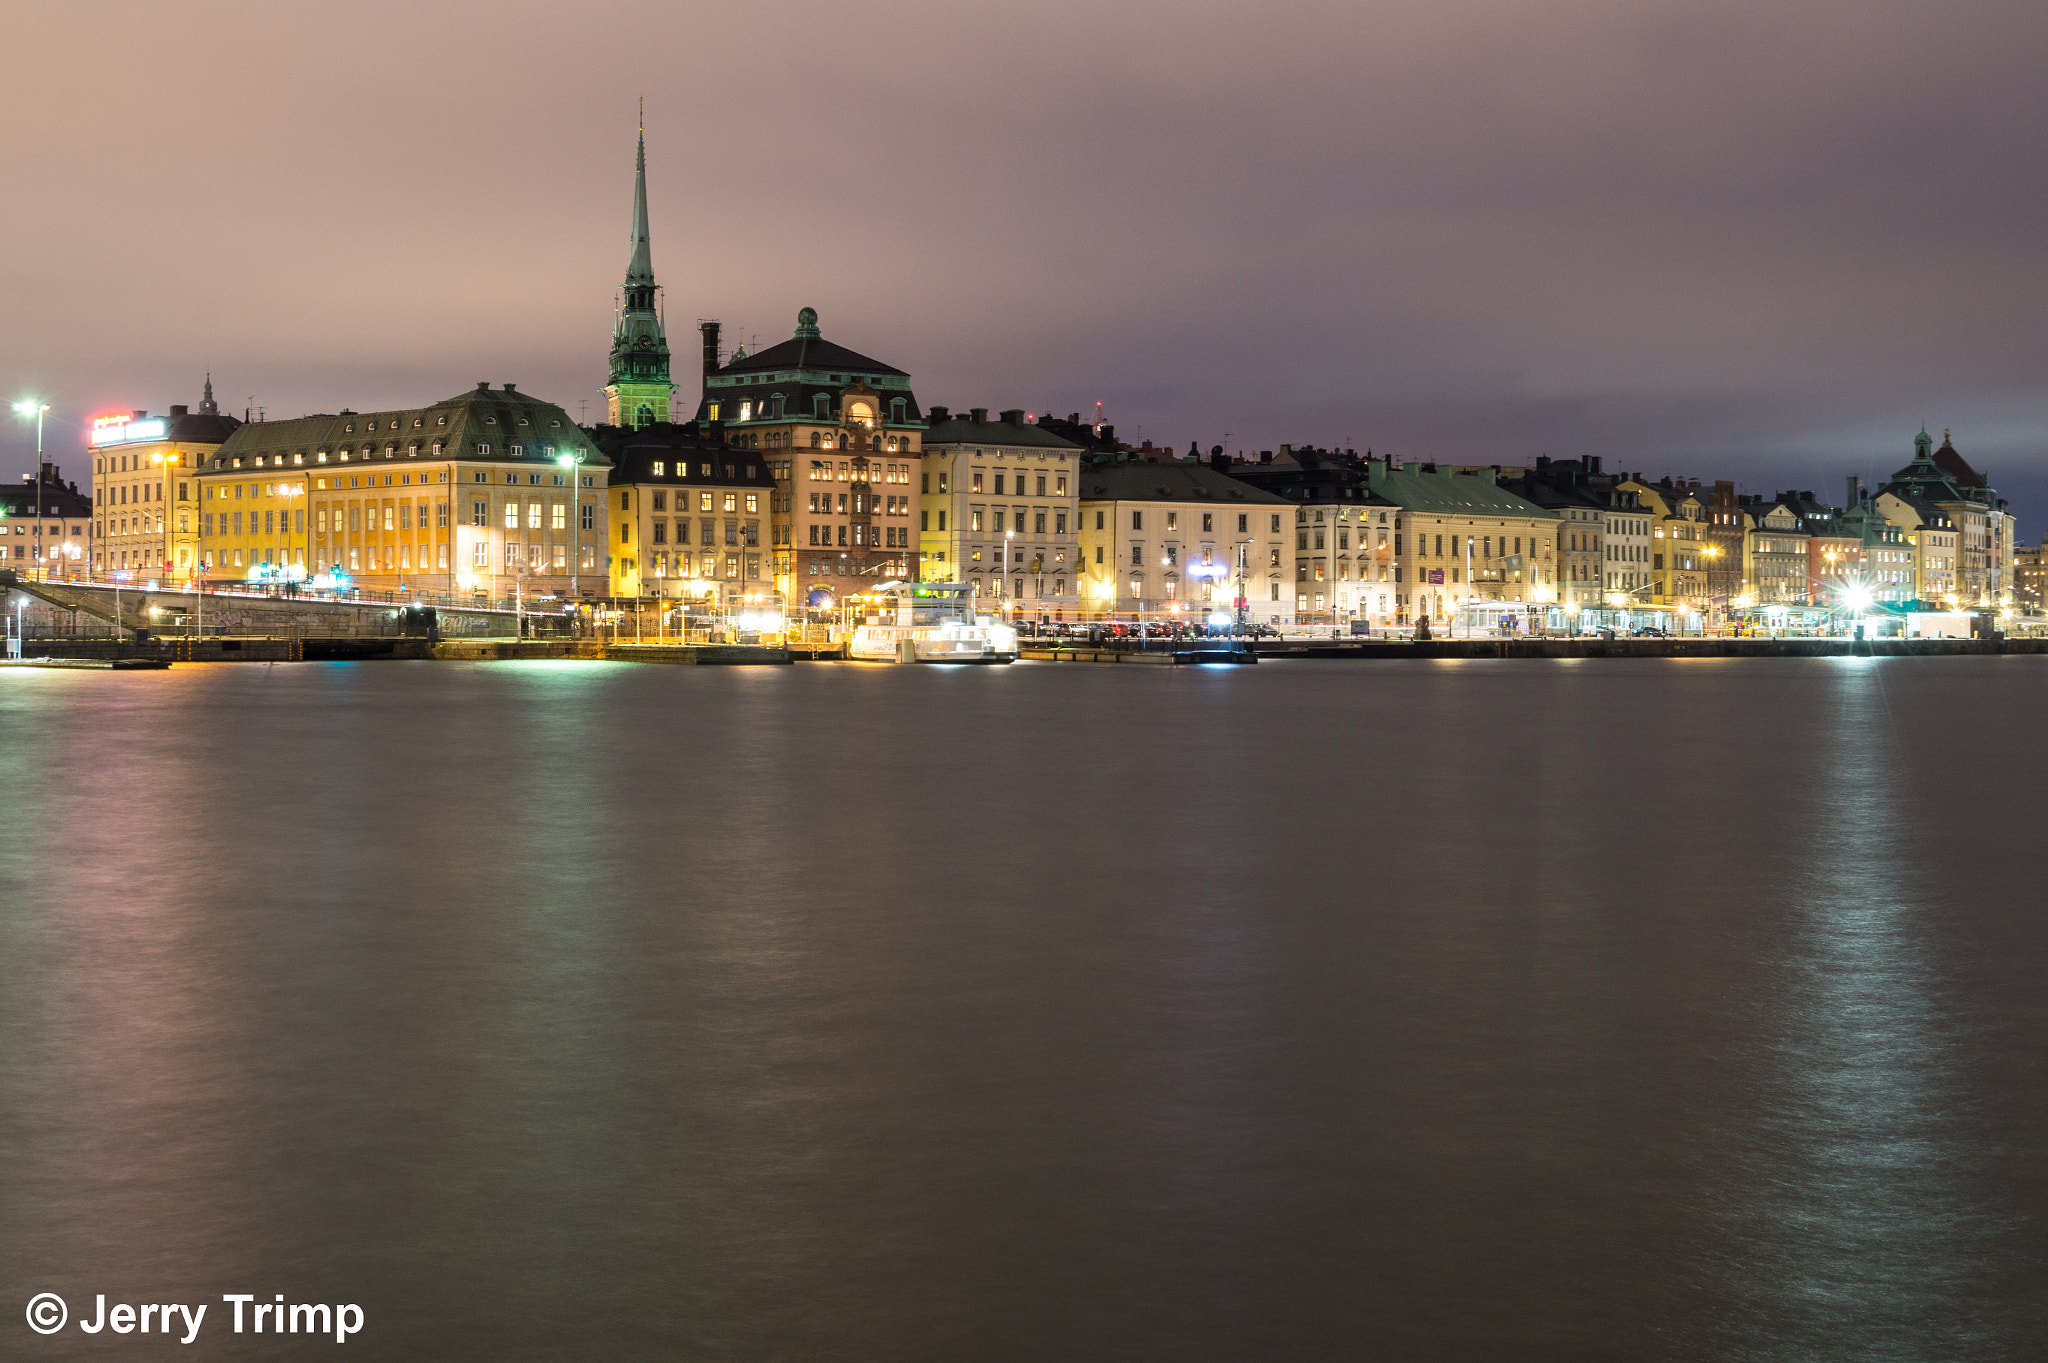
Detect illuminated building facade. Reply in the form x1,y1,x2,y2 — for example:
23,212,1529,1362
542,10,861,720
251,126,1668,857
1224,446,1398,624
694,308,925,605
591,425,774,601
1876,428,2017,607
88,379,240,580
197,384,609,596
1357,461,1558,627
1617,475,1712,613
917,407,1081,610
1078,462,1293,624
1,465,92,576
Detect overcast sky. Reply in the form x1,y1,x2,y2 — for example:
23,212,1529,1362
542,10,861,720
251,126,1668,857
5,0,2045,528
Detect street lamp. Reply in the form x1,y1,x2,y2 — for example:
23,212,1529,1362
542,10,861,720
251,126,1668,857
13,400,49,580
558,450,587,625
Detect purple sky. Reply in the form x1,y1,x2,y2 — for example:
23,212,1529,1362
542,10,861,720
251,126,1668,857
6,0,2046,529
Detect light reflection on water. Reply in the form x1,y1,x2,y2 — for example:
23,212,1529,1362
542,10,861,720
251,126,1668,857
0,657,2042,1361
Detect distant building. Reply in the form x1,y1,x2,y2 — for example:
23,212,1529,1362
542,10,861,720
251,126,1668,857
590,425,774,602
1773,490,1860,607
1,463,92,576
2015,543,2044,612
1496,457,1648,614
200,383,608,596
1876,428,2016,607
1840,480,1915,604
1739,496,1812,606
88,378,240,581
918,407,1082,611
1078,461,1293,623
1615,476,1714,615
1222,446,1395,624
694,308,924,604
1363,461,1558,627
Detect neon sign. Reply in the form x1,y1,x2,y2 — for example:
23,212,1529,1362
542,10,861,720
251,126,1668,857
90,414,167,446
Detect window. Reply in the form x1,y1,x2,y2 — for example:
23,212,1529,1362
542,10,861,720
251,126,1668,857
472,541,489,569
1167,512,1177,531
581,503,594,531
1055,512,1067,535
1131,543,1143,566
552,503,566,531
504,502,519,529
471,500,487,527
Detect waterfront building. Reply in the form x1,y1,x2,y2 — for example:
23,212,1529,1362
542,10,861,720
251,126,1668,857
2016,543,2044,613
693,308,923,605
198,383,609,598
1739,496,1812,605
1222,446,1398,625
1496,457,1648,614
1701,481,1745,618
917,407,1082,612
1872,491,1959,604
1,464,92,576
1775,491,1861,608
1362,461,1558,627
1876,428,2016,606
1841,484,1915,603
592,424,774,602
1617,476,1713,614
1078,462,1293,623
604,127,676,429
87,379,240,581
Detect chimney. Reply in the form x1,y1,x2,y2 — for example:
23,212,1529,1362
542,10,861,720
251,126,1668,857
1589,455,1603,475
1000,408,1025,426
970,407,988,424
1209,452,1230,473
699,320,721,377
1259,450,1273,464
1847,475,1861,507
503,383,517,393
170,405,188,418
1535,455,1550,472
927,405,949,422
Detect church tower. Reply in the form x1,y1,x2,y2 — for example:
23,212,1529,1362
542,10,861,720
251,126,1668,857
604,116,675,428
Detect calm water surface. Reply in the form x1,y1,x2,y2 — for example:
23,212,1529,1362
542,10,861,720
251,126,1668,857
1,657,2043,1360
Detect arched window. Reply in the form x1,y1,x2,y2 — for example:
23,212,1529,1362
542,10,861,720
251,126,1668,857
810,431,822,448
838,434,849,450
890,398,906,424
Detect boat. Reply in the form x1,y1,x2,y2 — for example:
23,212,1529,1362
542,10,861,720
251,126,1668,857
844,583,1019,664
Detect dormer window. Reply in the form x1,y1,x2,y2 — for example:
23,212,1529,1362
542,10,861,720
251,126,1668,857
484,416,497,425
344,423,353,432
413,417,423,428
518,417,530,426
653,461,665,476
436,416,447,426
550,419,560,428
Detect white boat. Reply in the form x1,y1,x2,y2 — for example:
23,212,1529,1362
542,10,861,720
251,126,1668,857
845,583,1018,664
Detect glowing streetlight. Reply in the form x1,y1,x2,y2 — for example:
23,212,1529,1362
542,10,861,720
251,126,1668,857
558,450,587,608
13,400,50,579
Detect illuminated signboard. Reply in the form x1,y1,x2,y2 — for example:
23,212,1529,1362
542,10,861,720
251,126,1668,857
89,415,167,447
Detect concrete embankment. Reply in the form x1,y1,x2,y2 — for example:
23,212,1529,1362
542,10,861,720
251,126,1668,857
1253,636,2047,660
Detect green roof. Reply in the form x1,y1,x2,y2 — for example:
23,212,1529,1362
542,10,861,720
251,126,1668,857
1367,463,1557,519
204,383,607,472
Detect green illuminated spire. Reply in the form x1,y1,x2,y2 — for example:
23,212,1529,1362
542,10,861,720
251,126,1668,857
605,104,673,429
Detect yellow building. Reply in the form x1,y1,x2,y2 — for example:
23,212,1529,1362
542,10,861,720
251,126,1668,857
198,383,609,599
1617,476,1713,613
1366,461,1559,626
88,379,241,582
918,407,1082,609
594,426,777,602
1078,462,1294,622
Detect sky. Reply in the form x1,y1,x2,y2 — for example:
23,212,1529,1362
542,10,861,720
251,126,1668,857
4,0,2046,530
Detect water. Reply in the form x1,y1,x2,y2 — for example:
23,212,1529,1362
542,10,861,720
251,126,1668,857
1,657,2043,1360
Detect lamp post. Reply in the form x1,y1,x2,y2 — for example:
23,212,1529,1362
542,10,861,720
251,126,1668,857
558,450,587,626
13,400,49,580
1003,528,1014,625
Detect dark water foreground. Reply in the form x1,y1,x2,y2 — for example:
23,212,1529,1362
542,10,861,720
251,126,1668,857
2,658,2043,1361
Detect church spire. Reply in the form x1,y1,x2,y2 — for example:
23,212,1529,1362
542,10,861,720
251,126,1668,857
201,373,217,416
604,105,674,429
625,102,654,288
